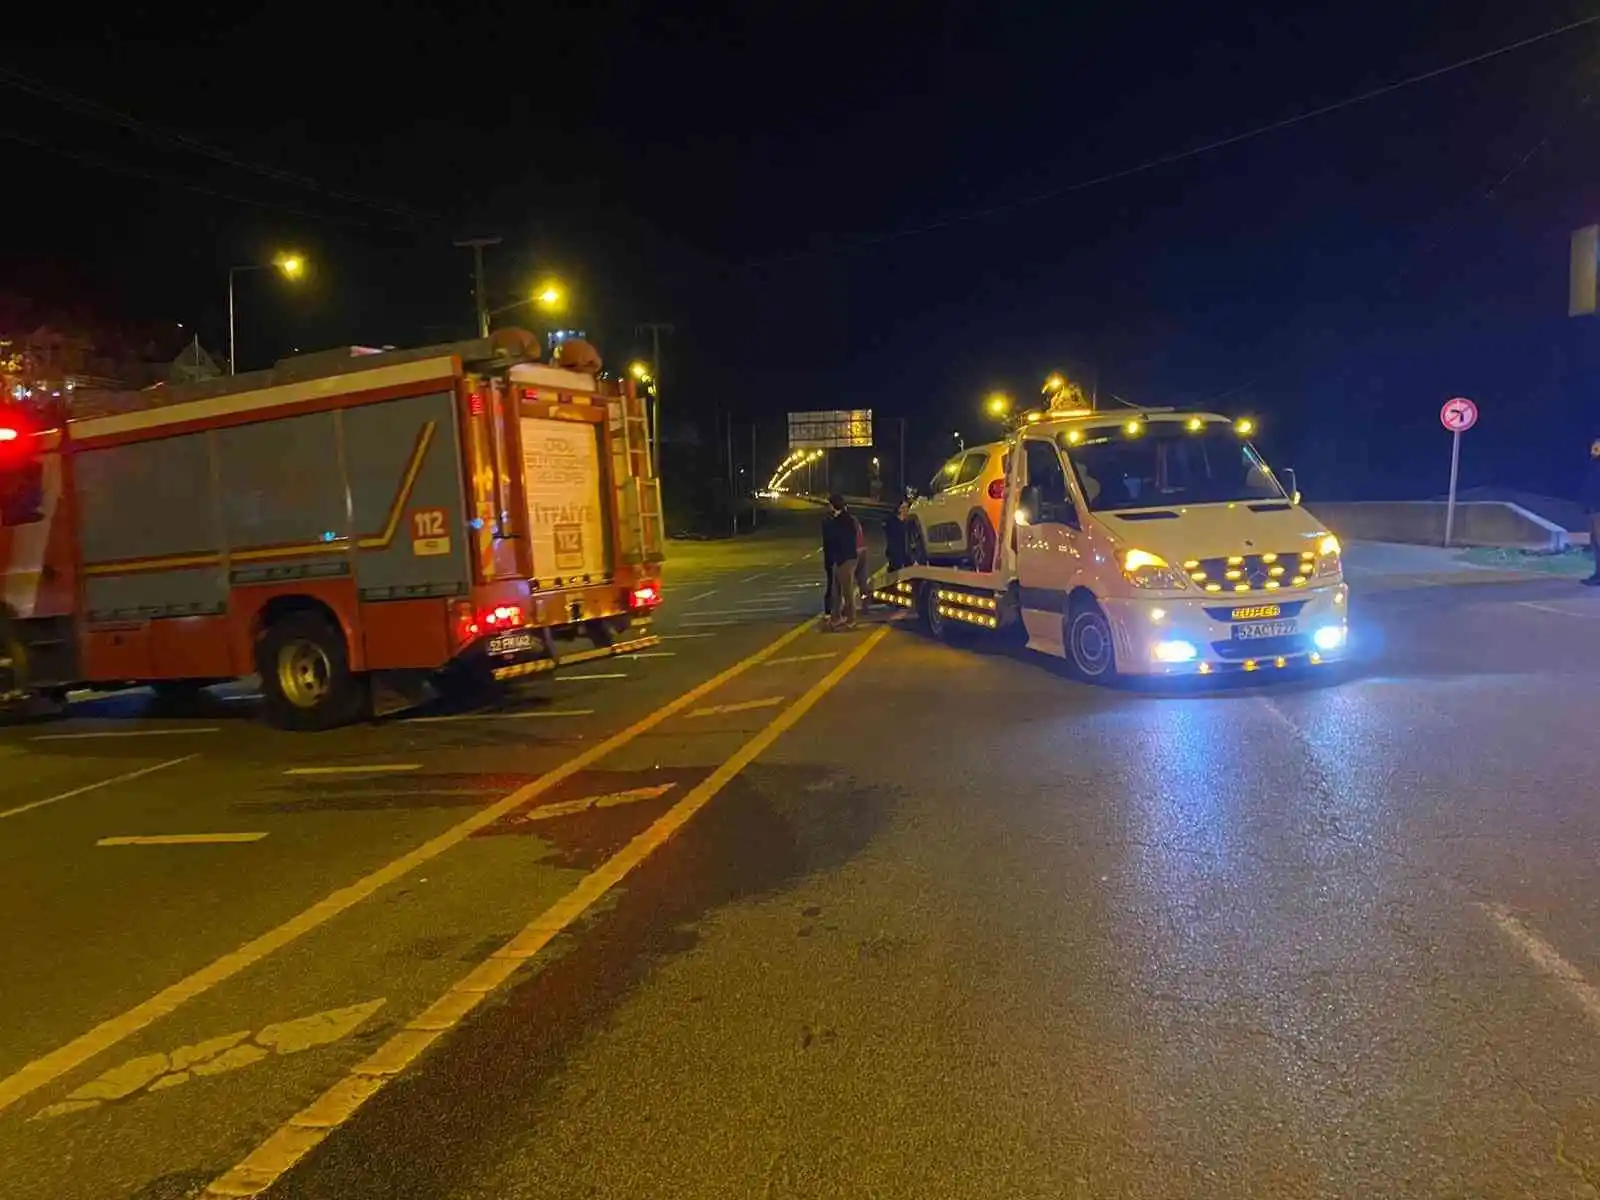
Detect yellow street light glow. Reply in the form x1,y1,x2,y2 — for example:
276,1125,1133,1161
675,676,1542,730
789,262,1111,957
273,252,305,279
629,361,652,381
535,281,564,309
986,392,1011,417
1234,417,1255,436
1043,373,1065,393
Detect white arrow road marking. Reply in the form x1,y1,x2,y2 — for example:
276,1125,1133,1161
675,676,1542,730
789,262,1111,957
33,999,386,1120
511,783,678,824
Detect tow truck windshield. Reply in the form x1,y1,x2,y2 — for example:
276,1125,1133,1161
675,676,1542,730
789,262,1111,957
1058,421,1284,512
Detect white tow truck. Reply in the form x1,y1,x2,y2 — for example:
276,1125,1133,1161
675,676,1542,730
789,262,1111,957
872,406,1349,679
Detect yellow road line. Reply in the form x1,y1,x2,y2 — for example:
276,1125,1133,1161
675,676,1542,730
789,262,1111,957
0,756,197,821
0,616,817,1117
97,833,269,847
204,623,890,1198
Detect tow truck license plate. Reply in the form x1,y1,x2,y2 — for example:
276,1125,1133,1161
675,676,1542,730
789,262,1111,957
487,631,537,657
1232,620,1297,640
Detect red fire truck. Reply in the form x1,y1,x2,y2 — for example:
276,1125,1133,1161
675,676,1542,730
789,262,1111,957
0,329,664,729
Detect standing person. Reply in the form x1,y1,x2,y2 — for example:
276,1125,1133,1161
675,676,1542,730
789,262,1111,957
821,493,859,628
1585,438,1600,586
884,499,913,571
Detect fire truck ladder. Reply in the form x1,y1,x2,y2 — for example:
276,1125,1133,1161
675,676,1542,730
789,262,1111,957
613,384,665,568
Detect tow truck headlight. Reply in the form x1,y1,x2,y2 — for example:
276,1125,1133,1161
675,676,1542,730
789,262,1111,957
1313,624,1346,651
1315,533,1342,579
1153,639,1198,663
1121,548,1190,591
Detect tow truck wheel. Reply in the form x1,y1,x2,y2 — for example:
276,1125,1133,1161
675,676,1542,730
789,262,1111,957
1065,598,1118,682
966,511,997,572
257,612,365,731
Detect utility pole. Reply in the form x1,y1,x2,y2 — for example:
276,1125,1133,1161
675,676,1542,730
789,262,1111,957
454,237,502,338
635,321,674,474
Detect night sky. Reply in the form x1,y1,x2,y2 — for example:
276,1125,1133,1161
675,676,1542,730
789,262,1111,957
5,1,1600,499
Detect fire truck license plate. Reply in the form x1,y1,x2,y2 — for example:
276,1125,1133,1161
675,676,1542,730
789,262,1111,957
1231,620,1297,640
487,632,537,657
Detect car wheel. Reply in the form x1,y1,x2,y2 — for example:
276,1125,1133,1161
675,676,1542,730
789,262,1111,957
1065,598,1118,682
257,612,366,731
967,511,998,572
907,519,928,565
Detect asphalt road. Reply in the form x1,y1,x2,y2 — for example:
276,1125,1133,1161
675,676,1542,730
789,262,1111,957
6,511,1600,1199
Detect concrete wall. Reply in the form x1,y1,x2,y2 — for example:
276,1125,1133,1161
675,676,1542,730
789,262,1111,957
1307,501,1568,551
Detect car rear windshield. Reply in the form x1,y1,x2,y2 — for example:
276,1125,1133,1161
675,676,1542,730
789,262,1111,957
1058,423,1284,511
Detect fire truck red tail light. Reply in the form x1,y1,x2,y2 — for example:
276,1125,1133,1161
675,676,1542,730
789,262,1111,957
630,582,661,609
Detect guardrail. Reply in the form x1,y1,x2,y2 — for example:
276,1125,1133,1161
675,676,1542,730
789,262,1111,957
1307,500,1573,551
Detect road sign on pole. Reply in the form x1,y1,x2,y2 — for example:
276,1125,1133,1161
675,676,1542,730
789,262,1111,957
1440,397,1478,547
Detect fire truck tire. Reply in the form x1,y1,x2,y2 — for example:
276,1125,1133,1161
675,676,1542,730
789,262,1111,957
257,613,366,731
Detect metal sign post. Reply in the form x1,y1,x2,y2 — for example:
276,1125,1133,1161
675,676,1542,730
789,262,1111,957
1439,397,1479,547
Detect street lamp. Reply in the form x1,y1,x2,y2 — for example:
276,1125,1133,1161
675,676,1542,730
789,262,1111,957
985,392,1012,421
952,431,965,452
486,279,568,324
629,360,653,384
228,251,307,375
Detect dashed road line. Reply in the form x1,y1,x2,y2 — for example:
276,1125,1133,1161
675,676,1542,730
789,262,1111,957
0,616,817,1117
1517,600,1600,619
630,651,676,658
204,623,890,1198
658,633,716,640
31,728,221,742
555,672,628,681
97,832,269,847
1480,902,1600,1028
0,756,198,821
283,764,422,777
405,709,594,725
510,783,678,823
682,590,717,602
765,651,839,666
687,696,786,718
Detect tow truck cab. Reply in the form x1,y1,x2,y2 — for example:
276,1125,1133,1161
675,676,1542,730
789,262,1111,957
1010,408,1347,677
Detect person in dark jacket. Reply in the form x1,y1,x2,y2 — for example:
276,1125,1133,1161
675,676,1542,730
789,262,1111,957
883,500,914,571
821,494,860,627
1585,438,1600,586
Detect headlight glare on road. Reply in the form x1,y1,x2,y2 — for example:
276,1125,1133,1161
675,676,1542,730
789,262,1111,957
1121,548,1189,591
1153,639,1198,663
1313,624,1346,651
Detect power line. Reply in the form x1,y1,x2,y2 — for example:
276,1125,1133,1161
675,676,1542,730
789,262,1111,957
0,127,374,227
741,11,1600,269
0,65,438,226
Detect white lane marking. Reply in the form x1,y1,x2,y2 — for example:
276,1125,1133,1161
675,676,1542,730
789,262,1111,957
30,728,221,742
739,572,769,584
765,652,839,665
0,756,198,821
686,696,786,718
33,999,386,1121
283,764,422,777
679,619,741,627
510,783,678,824
657,633,716,640
405,709,594,725
630,651,676,658
1516,600,1600,619
1481,903,1600,1029
684,605,796,615
556,672,628,681
97,832,269,847
682,590,717,602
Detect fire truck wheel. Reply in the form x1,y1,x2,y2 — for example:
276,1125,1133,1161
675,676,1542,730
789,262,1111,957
258,613,365,731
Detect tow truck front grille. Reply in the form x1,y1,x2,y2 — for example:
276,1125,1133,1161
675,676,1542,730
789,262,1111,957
1186,549,1316,595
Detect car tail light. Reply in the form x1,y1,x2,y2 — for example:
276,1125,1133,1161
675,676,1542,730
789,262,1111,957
988,479,1007,501
630,582,661,609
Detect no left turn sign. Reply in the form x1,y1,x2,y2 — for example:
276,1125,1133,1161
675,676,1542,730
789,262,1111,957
1441,397,1478,433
